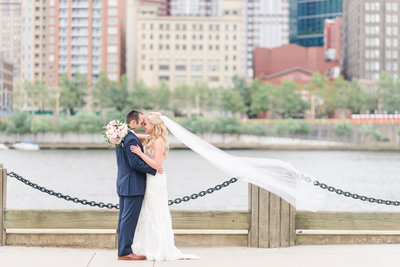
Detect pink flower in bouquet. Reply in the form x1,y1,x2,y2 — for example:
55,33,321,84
103,120,129,147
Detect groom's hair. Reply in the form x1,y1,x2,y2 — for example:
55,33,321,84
126,109,143,124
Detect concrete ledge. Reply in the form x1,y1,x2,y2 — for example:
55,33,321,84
4,229,248,248
174,229,248,235
297,230,400,235
297,229,400,245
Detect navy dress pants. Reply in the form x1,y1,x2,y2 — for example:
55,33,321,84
117,195,144,257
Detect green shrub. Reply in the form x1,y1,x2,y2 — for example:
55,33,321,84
56,115,79,133
181,116,208,134
361,124,374,136
210,117,244,135
335,121,353,137
243,123,267,136
75,111,105,133
31,116,53,133
274,120,287,134
5,110,32,134
372,129,383,141
361,124,383,141
287,120,313,134
0,119,6,131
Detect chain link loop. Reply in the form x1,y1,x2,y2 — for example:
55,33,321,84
7,172,238,209
314,180,400,206
167,177,238,206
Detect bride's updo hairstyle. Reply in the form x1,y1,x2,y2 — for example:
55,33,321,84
144,112,169,159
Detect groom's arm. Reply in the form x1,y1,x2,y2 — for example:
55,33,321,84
124,138,157,175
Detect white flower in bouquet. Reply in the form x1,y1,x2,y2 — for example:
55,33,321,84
103,120,129,147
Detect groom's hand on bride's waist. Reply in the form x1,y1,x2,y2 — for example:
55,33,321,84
158,168,164,174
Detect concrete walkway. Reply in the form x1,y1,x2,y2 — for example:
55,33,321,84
1,245,400,267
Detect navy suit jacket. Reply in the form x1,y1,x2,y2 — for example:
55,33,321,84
116,131,156,196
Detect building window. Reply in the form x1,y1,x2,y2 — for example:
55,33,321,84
175,75,186,83
176,65,186,71
108,8,118,16
108,0,118,6
208,65,219,71
159,65,169,70
108,18,118,25
159,76,169,81
209,76,219,82
108,27,118,34
107,45,118,52
108,55,117,62
192,76,203,82
108,36,117,43
108,74,118,81
386,38,392,47
192,65,203,71
107,64,117,71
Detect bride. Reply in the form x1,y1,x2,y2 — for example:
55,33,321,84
130,112,198,261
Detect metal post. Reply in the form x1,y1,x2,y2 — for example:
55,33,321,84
0,163,6,245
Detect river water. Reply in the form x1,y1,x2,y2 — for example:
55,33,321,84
1,149,400,211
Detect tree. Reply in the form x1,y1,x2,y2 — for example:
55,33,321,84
155,81,171,110
270,80,308,118
346,78,367,114
59,73,87,115
94,72,129,111
172,83,191,115
306,73,336,118
23,80,52,112
191,82,209,114
221,88,247,115
378,72,400,113
129,80,155,110
231,75,251,116
250,80,272,116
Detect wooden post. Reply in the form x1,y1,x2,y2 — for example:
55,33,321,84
0,163,6,246
249,184,295,248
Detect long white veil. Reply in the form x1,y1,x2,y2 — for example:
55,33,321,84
161,116,323,211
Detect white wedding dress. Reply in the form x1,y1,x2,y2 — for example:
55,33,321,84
132,151,198,261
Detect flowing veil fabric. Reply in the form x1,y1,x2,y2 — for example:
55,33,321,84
161,116,323,211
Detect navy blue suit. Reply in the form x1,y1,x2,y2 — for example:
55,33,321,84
116,131,156,257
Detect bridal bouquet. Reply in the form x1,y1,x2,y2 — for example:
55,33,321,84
103,120,129,147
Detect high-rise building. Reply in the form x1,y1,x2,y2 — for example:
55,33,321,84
244,0,290,77
126,0,242,90
343,0,399,80
0,0,21,88
290,0,342,47
46,0,126,87
170,0,222,17
20,0,47,82
0,54,13,113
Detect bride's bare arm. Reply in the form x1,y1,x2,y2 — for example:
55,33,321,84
136,134,148,142
130,138,164,171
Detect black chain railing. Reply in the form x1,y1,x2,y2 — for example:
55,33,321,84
6,172,238,209
313,180,400,206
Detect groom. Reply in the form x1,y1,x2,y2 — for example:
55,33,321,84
116,109,157,260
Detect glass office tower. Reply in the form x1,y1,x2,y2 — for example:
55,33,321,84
290,0,342,47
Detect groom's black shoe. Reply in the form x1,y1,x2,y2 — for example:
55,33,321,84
118,253,146,260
